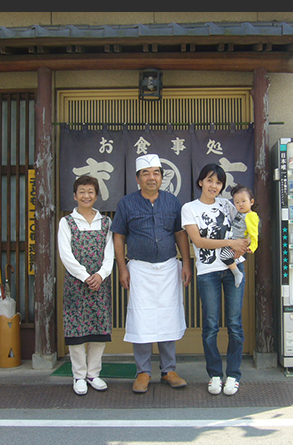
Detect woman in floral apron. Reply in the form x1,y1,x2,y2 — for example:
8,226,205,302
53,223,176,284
58,175,114,395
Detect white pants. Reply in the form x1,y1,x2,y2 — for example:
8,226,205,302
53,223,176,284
69,342,106,380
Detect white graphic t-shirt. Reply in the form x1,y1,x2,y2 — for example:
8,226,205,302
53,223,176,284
181,197,244,275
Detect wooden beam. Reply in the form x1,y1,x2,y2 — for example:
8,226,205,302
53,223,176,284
66,44,74,53
253,43,263,52
113,44,121,53
0,46,13,55
75,44,84,54
0,52,293,72
217,43,225,52
2,34,293,48
104,44,112,53
264,43,272,52
28,45,48,54
33,66,56,364
252,67,275,355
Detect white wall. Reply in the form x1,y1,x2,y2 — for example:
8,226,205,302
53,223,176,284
268,73,293,147
1,12,293,27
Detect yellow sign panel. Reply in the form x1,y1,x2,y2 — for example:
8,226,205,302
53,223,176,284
28,170,35,275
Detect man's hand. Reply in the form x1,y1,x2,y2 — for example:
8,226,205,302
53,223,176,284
113,233,130,289
175,230,192,288
182,264,192,287
119,267,130,290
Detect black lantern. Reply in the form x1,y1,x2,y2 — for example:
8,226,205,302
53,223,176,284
139,68,163,100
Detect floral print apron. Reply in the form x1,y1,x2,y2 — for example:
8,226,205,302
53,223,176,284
63,215,112,339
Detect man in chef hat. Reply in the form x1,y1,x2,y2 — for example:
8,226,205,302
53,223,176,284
111,154,192,393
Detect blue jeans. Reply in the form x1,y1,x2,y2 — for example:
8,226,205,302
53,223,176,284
197,263,245,381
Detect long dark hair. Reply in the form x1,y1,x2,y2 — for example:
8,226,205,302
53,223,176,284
196,164,226,193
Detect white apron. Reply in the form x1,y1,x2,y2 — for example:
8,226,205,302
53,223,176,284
124,257,186,343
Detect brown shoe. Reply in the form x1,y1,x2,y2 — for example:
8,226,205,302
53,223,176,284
161,371,187,388
132,372,151,393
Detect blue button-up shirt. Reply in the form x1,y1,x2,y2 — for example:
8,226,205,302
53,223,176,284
111,190,182,263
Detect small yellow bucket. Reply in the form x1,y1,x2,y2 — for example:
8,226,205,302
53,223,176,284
0,313,21,368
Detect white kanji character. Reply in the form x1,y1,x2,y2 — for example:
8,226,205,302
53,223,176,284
218,157,247,199
134,137,151,154
171,137,186,155
206,139,224,155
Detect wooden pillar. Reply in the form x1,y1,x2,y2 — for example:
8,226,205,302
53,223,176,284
252,67,277,367
32,66,56,369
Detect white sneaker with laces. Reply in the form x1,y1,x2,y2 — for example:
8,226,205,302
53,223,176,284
87,377,108,391
223,377,239,396
73,378,88,395
208,376,222,395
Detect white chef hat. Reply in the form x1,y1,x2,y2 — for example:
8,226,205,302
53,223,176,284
135,154,162,172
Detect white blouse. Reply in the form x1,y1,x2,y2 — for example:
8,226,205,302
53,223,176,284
58,207,114,283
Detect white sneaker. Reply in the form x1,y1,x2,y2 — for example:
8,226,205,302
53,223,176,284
208,376,222,395
73,378,88,395
87,377,108,391
223,377,239,396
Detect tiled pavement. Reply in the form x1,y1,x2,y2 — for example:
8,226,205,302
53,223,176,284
1,356,293,410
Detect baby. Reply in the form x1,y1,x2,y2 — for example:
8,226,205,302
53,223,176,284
220,184,259,287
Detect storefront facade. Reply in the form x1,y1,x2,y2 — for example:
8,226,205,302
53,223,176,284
1,12,293,368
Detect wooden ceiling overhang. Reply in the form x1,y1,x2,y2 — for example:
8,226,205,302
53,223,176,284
1,22,293,72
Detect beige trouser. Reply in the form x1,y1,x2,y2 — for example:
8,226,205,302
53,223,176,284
69,342,106,380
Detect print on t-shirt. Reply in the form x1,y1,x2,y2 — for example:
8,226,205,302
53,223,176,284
199,204,231,265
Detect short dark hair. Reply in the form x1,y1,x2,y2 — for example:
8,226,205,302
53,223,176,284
231,184,257,210
231,184,254,200
73,175,99,195
136,167,164,178
196,164,226,193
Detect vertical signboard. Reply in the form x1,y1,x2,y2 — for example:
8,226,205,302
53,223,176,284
28,169,35,275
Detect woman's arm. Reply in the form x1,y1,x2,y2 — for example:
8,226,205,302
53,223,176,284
96,217,114,280
184,223,248,254
57,217,90,282
87,218,115,291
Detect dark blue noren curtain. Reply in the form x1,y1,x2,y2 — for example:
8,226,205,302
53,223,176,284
59,124,127,211
59,125,254,210
191,126,255,201
125,127,193,205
